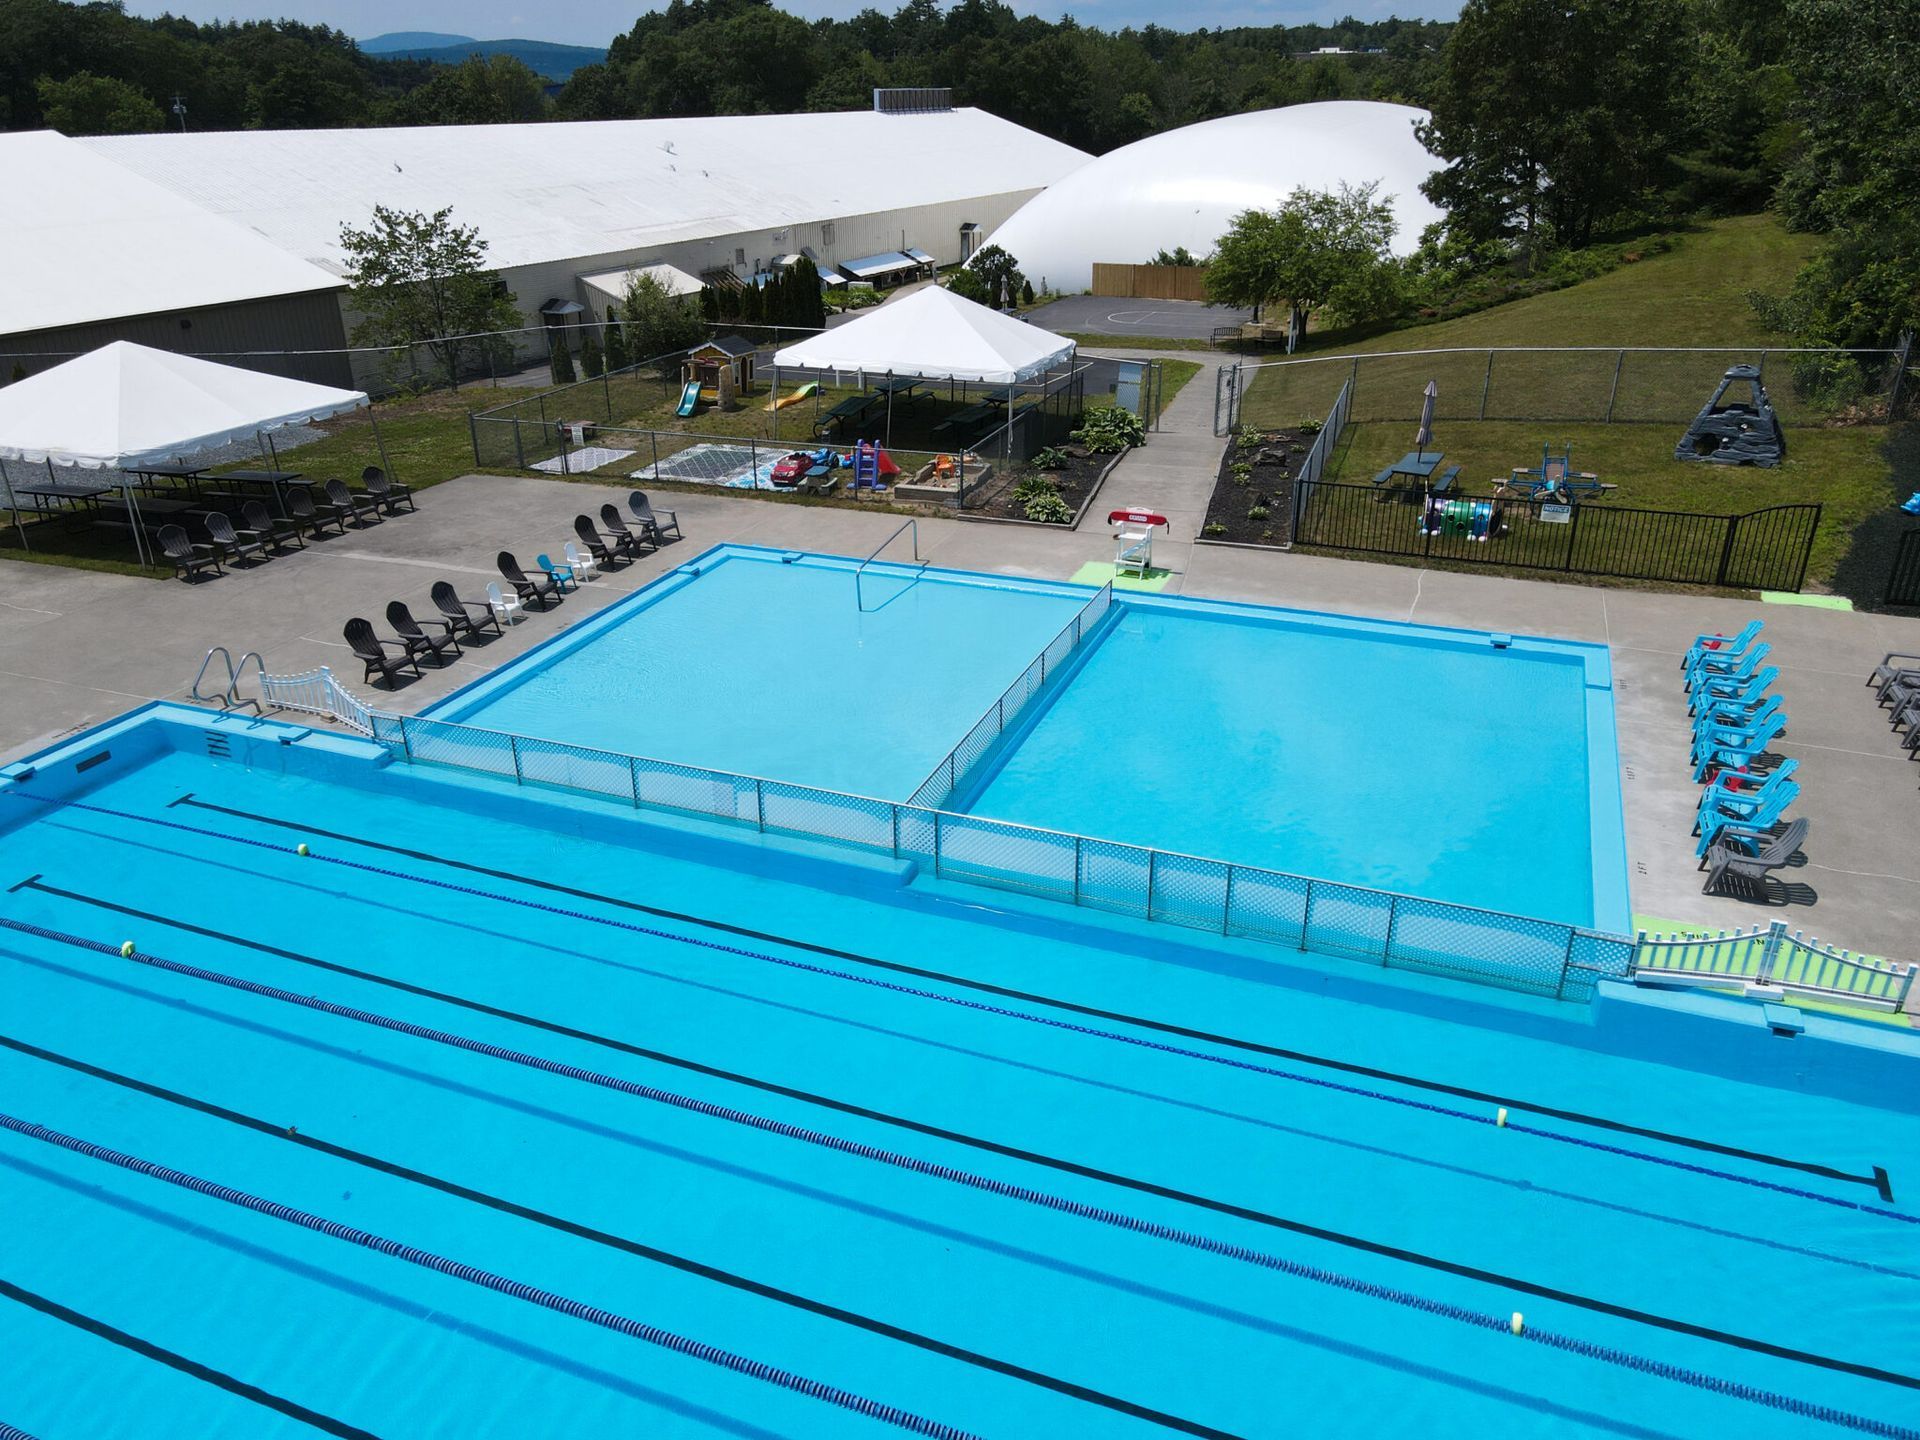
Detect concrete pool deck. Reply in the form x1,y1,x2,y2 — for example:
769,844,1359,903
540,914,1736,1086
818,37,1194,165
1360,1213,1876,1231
2,471,1916,976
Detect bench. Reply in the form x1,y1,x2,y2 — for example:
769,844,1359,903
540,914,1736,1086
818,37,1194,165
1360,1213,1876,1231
1371,467,1397,488
1430,465,1461,497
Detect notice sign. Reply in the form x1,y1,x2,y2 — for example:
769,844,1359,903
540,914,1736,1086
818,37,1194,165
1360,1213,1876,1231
1540,503,1573,524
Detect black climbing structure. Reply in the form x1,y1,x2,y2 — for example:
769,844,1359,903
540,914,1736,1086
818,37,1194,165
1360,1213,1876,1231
1675,364,1786,467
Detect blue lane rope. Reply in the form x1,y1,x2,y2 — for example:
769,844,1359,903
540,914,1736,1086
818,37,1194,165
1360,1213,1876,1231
42,798,1914,1225
0,1425,39,1440
0,1110,978,1440
1,914,1915,1437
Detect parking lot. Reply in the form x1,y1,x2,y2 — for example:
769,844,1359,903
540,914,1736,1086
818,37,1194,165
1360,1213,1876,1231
1025,294,1251,340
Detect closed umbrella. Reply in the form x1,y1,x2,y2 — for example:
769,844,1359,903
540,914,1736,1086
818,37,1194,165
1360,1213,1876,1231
1414,379,1438,453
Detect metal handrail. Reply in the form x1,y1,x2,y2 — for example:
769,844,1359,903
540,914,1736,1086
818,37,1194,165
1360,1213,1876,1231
190,647,237,706
227,652,266,711
854,519,922,611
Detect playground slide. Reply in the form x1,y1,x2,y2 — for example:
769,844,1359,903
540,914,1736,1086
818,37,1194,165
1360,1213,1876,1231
675,380,702,417
763,381,819,412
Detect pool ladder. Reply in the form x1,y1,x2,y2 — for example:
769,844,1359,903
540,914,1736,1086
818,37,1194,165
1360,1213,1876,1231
853,519,925,612
190,646,266,712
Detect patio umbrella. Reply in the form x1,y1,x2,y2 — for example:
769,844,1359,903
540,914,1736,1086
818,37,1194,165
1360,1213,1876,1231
1414,380,1438,452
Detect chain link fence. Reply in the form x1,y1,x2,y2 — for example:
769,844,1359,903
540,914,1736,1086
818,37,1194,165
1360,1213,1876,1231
1218,344,1908,436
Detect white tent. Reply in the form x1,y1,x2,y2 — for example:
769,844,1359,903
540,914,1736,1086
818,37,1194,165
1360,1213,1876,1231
0,342,368,564
771,286,1074,385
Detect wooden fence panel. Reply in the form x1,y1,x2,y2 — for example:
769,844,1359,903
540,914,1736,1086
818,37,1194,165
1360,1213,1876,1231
1090,264,1210,302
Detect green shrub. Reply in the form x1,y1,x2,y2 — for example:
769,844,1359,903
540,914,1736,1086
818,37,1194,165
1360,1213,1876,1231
1234,424,1263,450
1297,416,1322,435
1204,521,1227,536
1023,492,1073,524
1012,474,1060,503
1032,445,1068,470
1248,505,1270,521
550,336,576,385
1072,405,1147,452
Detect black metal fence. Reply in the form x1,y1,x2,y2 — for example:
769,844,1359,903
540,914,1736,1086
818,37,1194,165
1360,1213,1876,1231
1888,530,1920,608
1294,482,1821,592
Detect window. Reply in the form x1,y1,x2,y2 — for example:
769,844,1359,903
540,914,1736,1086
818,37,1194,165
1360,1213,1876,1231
820,222,835,248
734,247,747,267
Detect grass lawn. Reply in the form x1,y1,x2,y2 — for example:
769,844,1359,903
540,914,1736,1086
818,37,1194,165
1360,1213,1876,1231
1156,359,1203,410
1323,420,1894,588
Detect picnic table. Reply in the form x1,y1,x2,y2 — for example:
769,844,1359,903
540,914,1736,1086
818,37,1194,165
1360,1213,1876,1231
931,399,1005,442
1371,450,1461,496
10,481,113,517
214,468,307,517
812,394,884,440
125,463,208,496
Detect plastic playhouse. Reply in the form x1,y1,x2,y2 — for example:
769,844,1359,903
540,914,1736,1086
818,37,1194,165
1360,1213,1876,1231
1675,364,1786,467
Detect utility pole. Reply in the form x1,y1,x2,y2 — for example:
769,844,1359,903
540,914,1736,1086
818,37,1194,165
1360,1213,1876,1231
170,95,188,133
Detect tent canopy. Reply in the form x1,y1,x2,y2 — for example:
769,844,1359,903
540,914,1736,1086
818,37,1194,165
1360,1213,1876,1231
772,287,1075,385
0,342,367,470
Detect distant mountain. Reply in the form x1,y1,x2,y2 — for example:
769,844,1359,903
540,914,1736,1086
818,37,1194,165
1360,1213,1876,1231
360,32,474,52
360,34,608,79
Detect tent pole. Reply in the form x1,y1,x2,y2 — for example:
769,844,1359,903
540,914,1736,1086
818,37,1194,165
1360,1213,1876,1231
122,475,147,569
369,406,395,485
266,430,281,471
7,462,30,554
771,363,779,443
885,370,893,448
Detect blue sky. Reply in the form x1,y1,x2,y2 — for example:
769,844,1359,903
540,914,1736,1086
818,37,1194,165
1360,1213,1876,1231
126,0,1459,50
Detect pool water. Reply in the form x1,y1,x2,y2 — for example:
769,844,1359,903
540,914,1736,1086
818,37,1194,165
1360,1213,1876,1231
434,550,1086,799
0,714,1914,1439
964,602,1607,927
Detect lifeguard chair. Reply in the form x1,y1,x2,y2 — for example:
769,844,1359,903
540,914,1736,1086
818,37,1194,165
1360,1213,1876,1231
1108,507,1169,578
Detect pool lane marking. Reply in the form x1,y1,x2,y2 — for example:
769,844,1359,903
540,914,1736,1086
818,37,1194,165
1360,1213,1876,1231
6,913,1918,1409
0,1276,379,1439
0,1114,978,1440
21,870,1911,1229
0,1033,1240,1440
91,792,1905,1203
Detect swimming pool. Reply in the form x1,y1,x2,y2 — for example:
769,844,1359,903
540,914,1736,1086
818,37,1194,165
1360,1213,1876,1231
432,549,1087,798
0,707,1915,1438
960,598,1621,930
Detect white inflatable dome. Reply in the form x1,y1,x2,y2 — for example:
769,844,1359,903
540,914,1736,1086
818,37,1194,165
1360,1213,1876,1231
986,101,1444,295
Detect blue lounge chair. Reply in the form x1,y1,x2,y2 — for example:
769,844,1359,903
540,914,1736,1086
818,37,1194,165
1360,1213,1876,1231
535,552,580,592
1691,691,1783,738
1686,642,1771,695
1682,619,1762,673
1692,711,1787,783
1688,664,1777,716
1697,782,1800,855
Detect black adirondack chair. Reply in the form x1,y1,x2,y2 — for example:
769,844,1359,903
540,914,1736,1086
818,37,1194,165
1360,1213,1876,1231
599,503,647,557
158,524,221,582
628,490,681,541
572,514,616,568
325,477,381,527
363,465,415,515
204,510,267,565
386,600,461,666
241,498,303,551
431,580,501,639
497,551,560,608
344,617,419,687
288,486,343,537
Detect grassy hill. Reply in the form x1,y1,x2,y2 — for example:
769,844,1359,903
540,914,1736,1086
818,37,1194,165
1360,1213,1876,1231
1240,215,1900,594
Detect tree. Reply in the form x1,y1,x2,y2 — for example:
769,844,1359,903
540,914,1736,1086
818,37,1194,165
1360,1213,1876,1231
965,244,1025,307
619,271,706,361
579,326,604,378
389,54,547,126
338,205,521,390
550,332,576,385
944,268,991,304
1147,246,1201,267
1417,0,1688,252
605,319,630,372
1205,183,1401,337
34,72,164,134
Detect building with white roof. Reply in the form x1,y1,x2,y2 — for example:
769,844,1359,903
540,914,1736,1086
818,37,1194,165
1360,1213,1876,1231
82,102,1090,379
0,131,351,386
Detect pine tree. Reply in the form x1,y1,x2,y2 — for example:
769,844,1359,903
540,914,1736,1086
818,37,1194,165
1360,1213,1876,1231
550,333,576,385
579,327,604,378
605,322,629,372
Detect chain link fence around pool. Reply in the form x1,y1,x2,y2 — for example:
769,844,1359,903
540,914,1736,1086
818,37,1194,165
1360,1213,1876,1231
370,709,1635,1004
1218,343,1909,436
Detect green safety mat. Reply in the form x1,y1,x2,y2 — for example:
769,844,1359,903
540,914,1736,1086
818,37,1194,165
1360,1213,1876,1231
1069,560,1172,592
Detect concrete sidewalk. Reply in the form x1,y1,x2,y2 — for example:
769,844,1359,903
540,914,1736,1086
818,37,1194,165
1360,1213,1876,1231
3,472,1916,967
1075,354,1224,544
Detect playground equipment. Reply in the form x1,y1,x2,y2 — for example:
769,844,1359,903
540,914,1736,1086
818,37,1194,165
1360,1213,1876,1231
764,381,819,412
1419,496,1495,541
850,439,898,495
1675,364,1785,467
674,380,702,417
1500,444,1611,502
1109,507,1169,577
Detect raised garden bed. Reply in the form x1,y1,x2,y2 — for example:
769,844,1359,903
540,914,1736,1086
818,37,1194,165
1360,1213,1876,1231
1201,424,1310,547
963,446,1114,526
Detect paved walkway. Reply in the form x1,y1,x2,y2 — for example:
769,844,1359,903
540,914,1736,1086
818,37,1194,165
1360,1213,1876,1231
1076,354,1225,543
3,474,1916,971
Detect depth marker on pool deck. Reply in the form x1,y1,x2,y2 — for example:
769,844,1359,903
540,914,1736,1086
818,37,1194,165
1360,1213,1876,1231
88,792,1912,1203
0,1276,379,1438
20,870,1912,1230
0,1032,1243,1440
5,912,1919,1425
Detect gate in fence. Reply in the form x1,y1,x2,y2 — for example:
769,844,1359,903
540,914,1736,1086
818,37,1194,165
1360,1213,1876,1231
1293,484,1820,592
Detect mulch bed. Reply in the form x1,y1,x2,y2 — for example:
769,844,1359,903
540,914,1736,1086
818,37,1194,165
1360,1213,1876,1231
1202,426,1309,546
964,447,1113,524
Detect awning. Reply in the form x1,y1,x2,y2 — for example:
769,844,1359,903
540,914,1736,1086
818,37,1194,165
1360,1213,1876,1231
815,263,849,286
771,253,803,268
578,262,704,304
540,298,587,319
905,247,937,265
772,285,1074,385
841,251,920,280
0,341,366,470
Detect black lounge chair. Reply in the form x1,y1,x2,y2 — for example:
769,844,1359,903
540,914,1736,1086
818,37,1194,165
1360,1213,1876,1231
431,580,501,639
344,616,419,687
572,514,617,568
628,490,681,541
241,498,304,551
363,465,415,514
204,511,267,565
289,485,343,537
158,523,221,581
599,503,647,557
1868,653,1920,694
386,599,460,666
497,550,560,609
1703,816,1809,898
325,477,381,527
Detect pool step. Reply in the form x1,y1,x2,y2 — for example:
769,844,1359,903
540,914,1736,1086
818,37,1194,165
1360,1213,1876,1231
203,732,233,761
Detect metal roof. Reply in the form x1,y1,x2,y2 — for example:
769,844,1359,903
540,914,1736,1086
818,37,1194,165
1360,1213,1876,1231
842,251,921,278
0,131,345,338
578,261,705,303
84,110,1090,278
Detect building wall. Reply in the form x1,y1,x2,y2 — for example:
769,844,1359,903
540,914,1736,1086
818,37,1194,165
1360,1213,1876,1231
1,291,351,389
